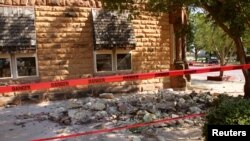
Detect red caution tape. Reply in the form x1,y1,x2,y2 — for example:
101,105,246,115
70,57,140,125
31,113,205,141
1,64,250,93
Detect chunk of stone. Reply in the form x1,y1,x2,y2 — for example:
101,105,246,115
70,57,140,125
68,109,92,124
189,106,202,113
95,111,108,119
99,93,114,99
91,103,106,111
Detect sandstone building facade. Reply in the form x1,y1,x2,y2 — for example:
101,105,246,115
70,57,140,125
0,0,181,100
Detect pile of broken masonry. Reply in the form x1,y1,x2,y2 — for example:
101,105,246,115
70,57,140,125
14,89,217,136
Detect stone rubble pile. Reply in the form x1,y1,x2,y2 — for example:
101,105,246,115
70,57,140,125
15,89,217,134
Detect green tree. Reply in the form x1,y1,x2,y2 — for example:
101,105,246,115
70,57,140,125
190,12,207,61
186,9,195,53
242,29,250,54
103,0,250,99
193,12,236,76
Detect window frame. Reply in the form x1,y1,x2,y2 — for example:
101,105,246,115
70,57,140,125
0,54,12,79
94,49,133,74
94,50,114,73
14,53,39,78
115,50,132,72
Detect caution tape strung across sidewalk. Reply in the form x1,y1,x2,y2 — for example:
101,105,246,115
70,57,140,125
1,64,249,93
31,113,205,141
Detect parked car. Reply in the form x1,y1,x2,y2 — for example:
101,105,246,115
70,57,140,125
208,58,219,64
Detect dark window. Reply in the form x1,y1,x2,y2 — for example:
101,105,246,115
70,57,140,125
117,53,131,70
0,58,11,78
96,54,112,72
16,57,37,77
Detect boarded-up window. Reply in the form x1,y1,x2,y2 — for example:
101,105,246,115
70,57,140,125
0,7,36,53
92,9,136,50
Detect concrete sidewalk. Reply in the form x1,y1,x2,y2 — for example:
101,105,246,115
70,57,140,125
190,68,244,96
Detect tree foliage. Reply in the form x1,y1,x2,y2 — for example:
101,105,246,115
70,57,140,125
242,29,250,52
186,9,195,52
192,12,236,65
103,0,250,38
203,95,250,140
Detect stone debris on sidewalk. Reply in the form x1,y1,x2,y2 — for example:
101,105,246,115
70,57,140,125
12,89,218,137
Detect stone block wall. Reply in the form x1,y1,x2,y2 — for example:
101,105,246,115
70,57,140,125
131,12,171,91
35,6,94,81
0,0,172,105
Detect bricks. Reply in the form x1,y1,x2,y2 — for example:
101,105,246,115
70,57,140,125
35,0,46,5
4,0,12,5
56,70,69,75
66,0,90,7
46,0,65,6
12,0,20,5
78,0,90,7
20,0,27,5
28,0,36,5
130,11,171,78
40,71,55,76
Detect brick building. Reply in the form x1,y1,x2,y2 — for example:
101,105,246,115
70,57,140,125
0,0,187,100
